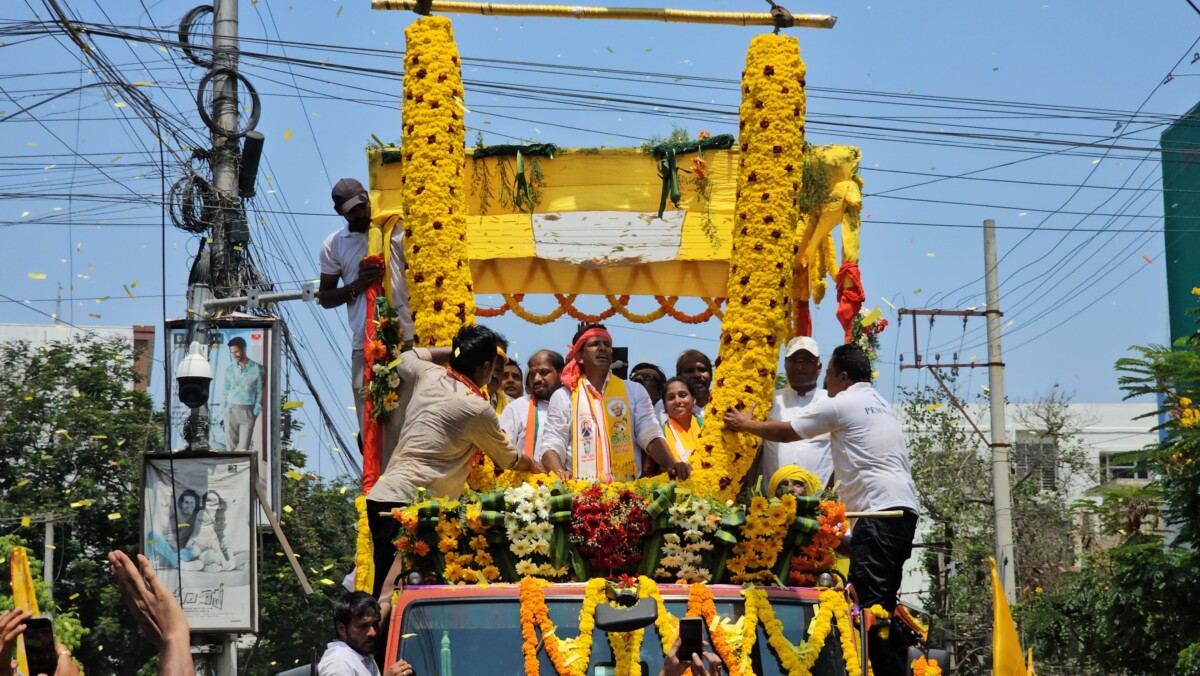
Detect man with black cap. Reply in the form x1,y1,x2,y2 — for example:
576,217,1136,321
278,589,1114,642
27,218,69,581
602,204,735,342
318,178,413,438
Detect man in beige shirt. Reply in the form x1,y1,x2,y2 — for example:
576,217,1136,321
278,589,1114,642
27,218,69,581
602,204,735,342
365,323,543,595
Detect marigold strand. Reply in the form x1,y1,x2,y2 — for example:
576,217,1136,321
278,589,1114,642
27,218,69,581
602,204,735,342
687,33,807,501
403,17,473,346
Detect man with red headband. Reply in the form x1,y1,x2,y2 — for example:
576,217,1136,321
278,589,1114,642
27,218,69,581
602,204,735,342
541,323,691,482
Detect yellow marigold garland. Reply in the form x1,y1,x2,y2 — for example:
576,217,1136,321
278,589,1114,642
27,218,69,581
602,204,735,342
402,17,474,346
827,590,863,676
727,495,797,584
353,495,374,593
520,576,607,676
688,33,806,500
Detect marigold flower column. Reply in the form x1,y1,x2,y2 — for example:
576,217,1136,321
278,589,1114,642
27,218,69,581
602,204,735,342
402,17,474,346
688,34,807,499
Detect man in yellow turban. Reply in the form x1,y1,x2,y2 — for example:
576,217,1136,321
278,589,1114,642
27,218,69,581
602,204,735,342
769,465,822,499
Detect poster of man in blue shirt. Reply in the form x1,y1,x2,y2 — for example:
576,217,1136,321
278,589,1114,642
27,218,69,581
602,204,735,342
224,335,264,452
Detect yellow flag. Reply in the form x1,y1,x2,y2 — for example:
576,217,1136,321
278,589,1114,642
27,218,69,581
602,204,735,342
11,547,41,676
991,556,1028,676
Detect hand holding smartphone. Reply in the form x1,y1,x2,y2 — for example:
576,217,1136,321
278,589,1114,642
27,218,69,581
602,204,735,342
677,617,704,663
23,616,57,676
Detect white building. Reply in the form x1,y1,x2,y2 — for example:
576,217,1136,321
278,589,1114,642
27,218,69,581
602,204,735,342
0,322,156,391
898,401,1159,607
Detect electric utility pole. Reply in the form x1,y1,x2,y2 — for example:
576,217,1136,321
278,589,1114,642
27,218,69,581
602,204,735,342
984,218,1017,604
210,0,241,299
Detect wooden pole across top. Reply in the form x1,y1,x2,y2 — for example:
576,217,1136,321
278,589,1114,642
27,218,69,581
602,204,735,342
371,0,837,29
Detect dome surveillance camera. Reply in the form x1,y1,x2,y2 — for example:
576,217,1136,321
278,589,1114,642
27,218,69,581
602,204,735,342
176,341,213,409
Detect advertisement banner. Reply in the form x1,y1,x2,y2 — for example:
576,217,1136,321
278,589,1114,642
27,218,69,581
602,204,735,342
142,452,258,633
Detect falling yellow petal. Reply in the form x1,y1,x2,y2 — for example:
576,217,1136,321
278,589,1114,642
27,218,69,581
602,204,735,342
861,307,882,327
17,479,29,487
110,155,121,163
108,513,122,521
283,129,294,141
113,101,127,108
336,5,343,15
96,296,109,302
319,578,335,586
283,505,294,513
89,313,102,319
69,593,79,600
880,296,895,309
339,486,348,495
21,516,30,527
287,469,303,482
131,280,140,288
27,272,46,280
282,400,303,410
925,403,944,412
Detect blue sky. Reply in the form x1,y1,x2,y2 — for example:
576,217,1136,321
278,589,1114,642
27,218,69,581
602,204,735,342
2,0,1197,478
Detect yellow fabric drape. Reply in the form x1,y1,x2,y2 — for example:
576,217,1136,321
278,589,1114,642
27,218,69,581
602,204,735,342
991,556,1029,676
367,145,862,299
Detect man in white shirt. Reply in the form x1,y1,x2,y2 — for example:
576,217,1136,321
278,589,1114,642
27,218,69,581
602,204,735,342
724,343,918,676
760,336,832,488
499,350,565,462
541,324,691,482
318,591,415,676
318,178,414,439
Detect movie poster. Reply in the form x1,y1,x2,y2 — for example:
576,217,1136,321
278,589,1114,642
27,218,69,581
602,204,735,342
142,453,257,633
166,317,280,517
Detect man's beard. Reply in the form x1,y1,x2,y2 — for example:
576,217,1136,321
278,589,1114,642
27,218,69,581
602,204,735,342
348,217,370,232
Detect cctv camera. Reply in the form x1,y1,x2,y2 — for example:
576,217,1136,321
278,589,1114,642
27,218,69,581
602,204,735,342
176,341,213,410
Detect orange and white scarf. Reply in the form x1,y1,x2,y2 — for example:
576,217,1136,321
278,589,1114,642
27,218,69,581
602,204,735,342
571,376,636,482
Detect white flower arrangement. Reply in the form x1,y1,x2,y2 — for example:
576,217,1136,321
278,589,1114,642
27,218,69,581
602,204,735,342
656,498,720,583
504,483,568,579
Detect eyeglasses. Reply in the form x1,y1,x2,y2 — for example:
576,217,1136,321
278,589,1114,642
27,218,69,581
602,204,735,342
630,372,654,381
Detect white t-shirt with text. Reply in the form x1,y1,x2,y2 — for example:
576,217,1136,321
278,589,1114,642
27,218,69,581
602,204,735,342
789,382,918,514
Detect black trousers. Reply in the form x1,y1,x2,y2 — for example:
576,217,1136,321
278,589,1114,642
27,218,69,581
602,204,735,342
849,509,918,676
366,498,409,599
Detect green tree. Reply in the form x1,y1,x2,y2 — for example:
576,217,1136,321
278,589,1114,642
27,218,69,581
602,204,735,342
1023,308,1200,675
901,377,1090,674
0,335,366,674
240,446,360,675
0,335,162,673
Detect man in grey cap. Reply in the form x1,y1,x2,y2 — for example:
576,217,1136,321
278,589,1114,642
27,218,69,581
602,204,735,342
318,178,413,440
760,335,832,488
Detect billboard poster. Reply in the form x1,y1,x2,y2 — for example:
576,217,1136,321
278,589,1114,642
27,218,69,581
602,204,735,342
166,317,280,517
142,452,257,633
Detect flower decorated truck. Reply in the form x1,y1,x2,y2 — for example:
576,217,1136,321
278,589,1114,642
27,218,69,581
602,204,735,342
350,9,938,676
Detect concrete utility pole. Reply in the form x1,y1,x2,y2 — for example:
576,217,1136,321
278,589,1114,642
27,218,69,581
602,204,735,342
43,516,55,604
984,218,1017,604
210,0,240,299
196,4,241,671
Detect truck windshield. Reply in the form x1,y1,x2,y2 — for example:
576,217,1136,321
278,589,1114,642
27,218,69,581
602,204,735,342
397,597,848,676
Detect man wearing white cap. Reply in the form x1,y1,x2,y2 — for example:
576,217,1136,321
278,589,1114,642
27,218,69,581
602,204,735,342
760,336,832,489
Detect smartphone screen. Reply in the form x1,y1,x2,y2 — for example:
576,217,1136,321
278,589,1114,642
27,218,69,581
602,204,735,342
677,617,703,662
24,616,57,675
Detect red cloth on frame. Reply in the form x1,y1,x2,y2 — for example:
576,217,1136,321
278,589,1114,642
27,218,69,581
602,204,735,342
360,255,385,496
835,262,865,343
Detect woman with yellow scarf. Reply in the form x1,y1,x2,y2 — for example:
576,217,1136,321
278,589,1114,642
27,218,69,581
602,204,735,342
660,377,702,465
